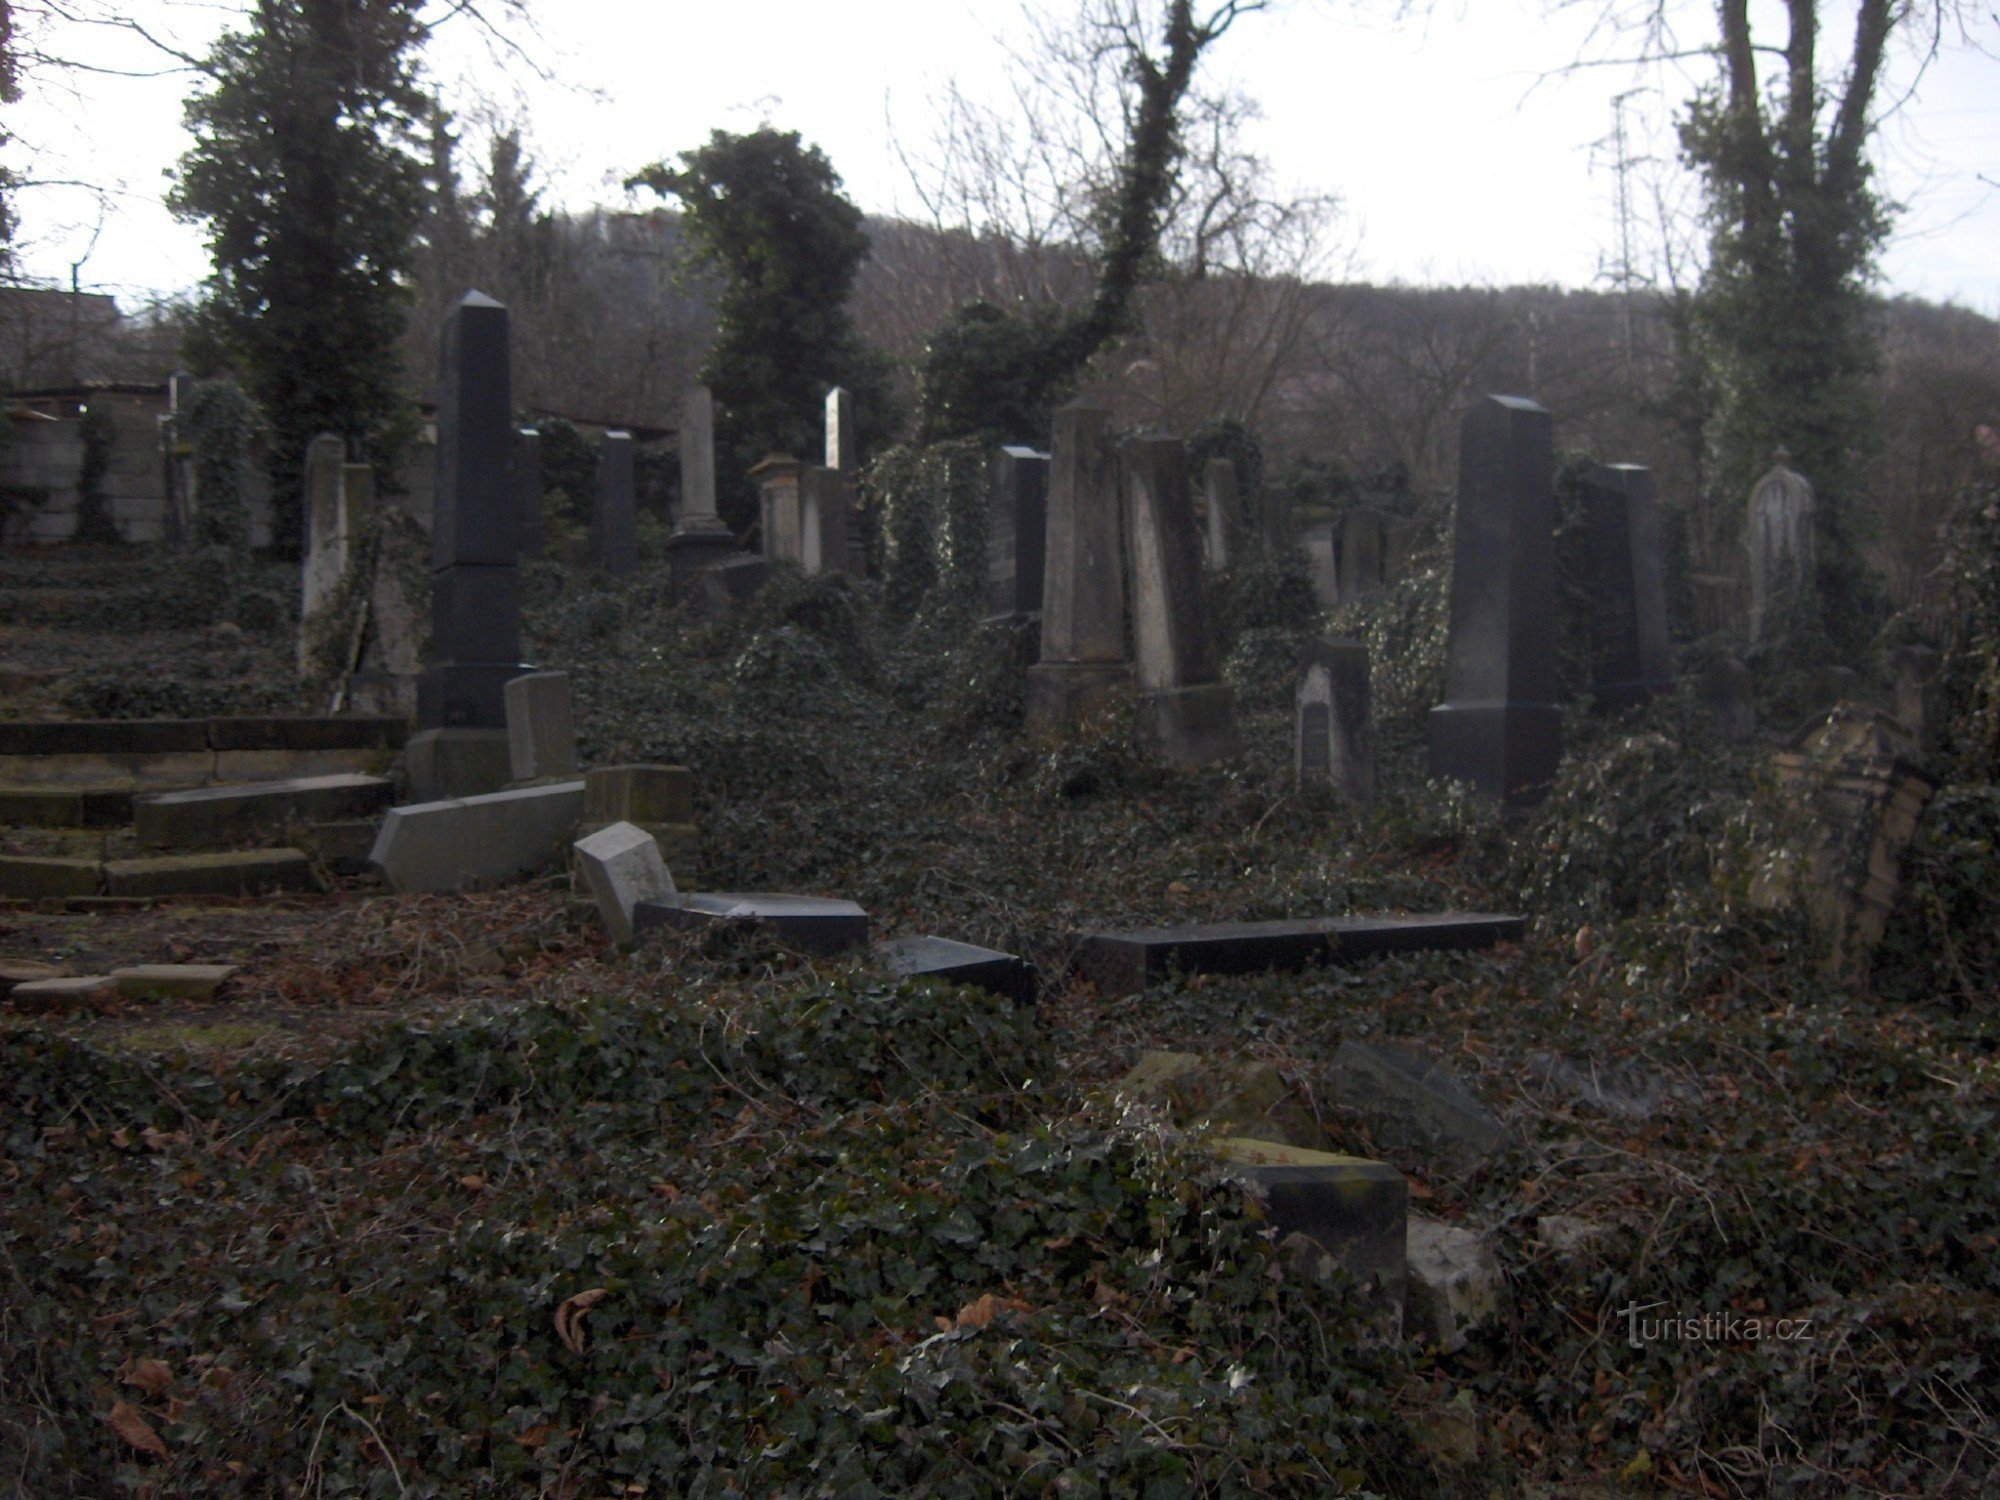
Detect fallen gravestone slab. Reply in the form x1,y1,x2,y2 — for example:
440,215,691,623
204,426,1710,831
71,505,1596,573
1075,911,1523,996
632,893,868,957
9,974,118,1012
1215,1137,1407,1320
875,935,1035,1007
573,821,678,948
1405,1215,1504,1353
111,963,240,1001
104,850,319,899
369,780,585,894
1117,1051,1323,1150
0,960,68,997
1330,1040,1508,1171
133,773,394,849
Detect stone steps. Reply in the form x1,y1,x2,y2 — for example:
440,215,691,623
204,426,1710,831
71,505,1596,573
0,848,320,901
0,715,406,788
134,772,394,850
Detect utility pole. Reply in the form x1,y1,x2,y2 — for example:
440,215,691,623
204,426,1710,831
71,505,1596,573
1592,89,1650,382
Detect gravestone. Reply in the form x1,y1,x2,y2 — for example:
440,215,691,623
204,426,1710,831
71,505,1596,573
514,427,544,557
1749,449,1817,647
751,454,805,566
632,892,869,956
1427,394,1561,804
574,821,678,948
875,935,1035,1008
1578,463,1672,710
665,386,739,599
1025,402,1130,735
1301,521,1338,610
298,433,349,676
822,387,866,575
503,670,578,782
591,430,638,577
1203,458,1239,569
370,779,585,894
1337,508,1386,602
412,291,525,798
1122,434,1240,767
987,445,1049,618
1296,638,1374,805
824,386,855,470
798,465,854,577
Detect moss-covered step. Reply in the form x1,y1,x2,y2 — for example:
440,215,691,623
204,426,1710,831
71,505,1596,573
102,850,319,898
133,773,394,849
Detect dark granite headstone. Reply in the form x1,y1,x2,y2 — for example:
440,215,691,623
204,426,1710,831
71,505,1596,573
591,431,638,577
1025,403,1130,734
417,291,524,734
514,427,544,557
987,445,1049,617
1578,463,1671,710
875,935,1036,1007
1427,395,1560,803
632,892,868,956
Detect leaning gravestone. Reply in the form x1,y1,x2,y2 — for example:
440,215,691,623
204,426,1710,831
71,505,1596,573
591,430,638,577
1748,448,1817,648
1025,402,1130,735
1296,638,1374,805
1330,1039,1509,1173
1579,463,1672,710
1122,434,1240,767
665,386,739,601
1203,458,1239,569
1427,395,1561,804
987,445,1049,619
411,290,526,800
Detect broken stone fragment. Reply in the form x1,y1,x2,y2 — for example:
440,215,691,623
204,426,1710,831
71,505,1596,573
1405,1214,1505,1353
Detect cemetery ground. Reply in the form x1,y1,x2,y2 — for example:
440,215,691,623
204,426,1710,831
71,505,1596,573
3,544,1998,1497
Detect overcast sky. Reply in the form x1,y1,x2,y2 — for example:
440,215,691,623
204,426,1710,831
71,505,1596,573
6,0,1997,315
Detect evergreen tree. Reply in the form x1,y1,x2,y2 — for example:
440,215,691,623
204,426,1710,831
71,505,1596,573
629,127,893,531
169,0,430,557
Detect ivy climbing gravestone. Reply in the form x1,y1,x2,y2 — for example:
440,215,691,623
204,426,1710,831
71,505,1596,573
410,290,526,800
1427,394,1561,805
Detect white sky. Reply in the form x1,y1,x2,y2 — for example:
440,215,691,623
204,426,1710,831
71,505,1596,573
6,0,1997,316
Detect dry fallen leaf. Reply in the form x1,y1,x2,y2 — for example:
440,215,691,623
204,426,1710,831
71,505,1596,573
106,1400,168,1458
955,1293,1032,1329
459,1174,486,1191
515,1422,553,1449
119,1357,173,1396
554,1287,609,1355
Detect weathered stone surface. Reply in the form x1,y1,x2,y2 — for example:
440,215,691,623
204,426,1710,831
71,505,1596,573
1215,1137,1407,1313
1578,464,1672,710
571,820,699,869
405,727,514,802
1027,403,1130,735
133,773,393,849
1406,1215,1504,1353
103,850,318,898
824,386,856,471
9,974,117,1011
1203,458,1240,569
676,387,726,534
205,717,408,753
987,446,1049,617
1536,1213,1619,1265
574,821,678,947
632,892,868,956
0,856,103,899
0,960,67,995
1330,1041,1508,1169
1075,912,1524,996
584,764,694,825
504,671,578,782
874,935,1035,1007
1117,1051,1322,1149
752,455,806,564
798,465,852,577
1749,450,1817,648
1296,639,1374,805
1428,395,1561,804
369,780,585,894
308,819,382,876
111,963,240,1000
591,431,638,577
1301,521,1338,610
0,785,132,827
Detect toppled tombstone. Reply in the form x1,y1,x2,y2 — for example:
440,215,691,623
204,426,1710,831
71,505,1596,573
1116,1051,1324,1150
875,935,1035,1007
1405,1215,1504,1353
1751,706,1938,978
1215,1137,1407,1328
632,892,868,957
1329,1040,1508,1172
370,780,586,894
573,822,678,948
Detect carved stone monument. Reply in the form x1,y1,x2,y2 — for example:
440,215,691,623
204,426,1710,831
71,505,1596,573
665,386,739,600
1122,434,1241,767
751,454,805,566
1748,449,1817,648
1297,638,1374,806
1427,394,1561,804
1025,402,1130,735
1578,463,1672,710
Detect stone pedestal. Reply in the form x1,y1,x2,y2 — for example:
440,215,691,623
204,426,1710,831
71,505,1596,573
752,455,805,564
1427,395,1560,803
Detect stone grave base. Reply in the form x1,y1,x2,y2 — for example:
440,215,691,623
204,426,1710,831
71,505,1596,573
1141,683,1241,768
1025,661,1130,737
